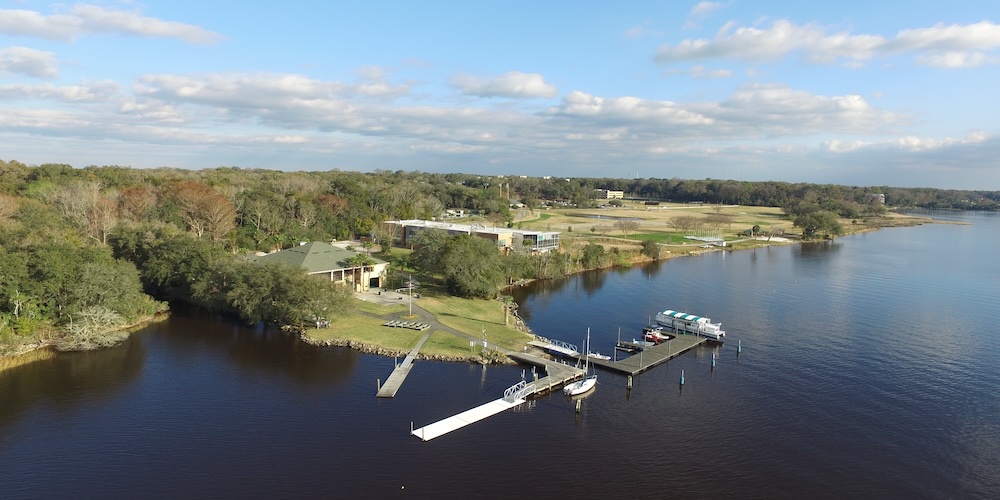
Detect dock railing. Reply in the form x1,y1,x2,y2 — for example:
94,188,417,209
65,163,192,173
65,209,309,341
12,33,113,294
503,380,536,403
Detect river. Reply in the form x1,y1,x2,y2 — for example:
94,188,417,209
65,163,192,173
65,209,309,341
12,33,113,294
2,214,998,498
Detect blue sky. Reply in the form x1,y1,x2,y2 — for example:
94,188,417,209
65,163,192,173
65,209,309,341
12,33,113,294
2,1,999,189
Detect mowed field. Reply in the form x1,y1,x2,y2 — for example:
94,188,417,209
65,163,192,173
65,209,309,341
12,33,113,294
512,202,797,250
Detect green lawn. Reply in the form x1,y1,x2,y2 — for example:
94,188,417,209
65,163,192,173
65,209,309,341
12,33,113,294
421,331,479,358
414,296,532,351
305,293,533,359
626,232,691,244
307,314,427,352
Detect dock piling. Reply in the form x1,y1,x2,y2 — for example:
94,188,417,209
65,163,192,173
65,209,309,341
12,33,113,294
738,339,742,354
627,375,633,389
575,399,582,413
712,352,716,368
680,370,685,385
377,378,381,391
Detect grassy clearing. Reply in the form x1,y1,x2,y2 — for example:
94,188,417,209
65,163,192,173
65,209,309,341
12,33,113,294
515,204,798,245
412,296,531,351
421,331,478,358
307,314,425,352
627,232,690,244
306,293,532,360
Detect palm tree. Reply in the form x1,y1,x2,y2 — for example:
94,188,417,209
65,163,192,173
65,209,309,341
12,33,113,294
345,253,377,291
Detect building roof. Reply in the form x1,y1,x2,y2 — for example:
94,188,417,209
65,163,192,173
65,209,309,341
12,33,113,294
386,219,558,237
255,241,386,274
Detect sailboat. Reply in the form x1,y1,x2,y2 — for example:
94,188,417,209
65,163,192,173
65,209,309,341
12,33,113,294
564,328,598,396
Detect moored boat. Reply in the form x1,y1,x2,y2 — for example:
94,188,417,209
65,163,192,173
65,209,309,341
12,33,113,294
654,309,725,340
565,329,598,396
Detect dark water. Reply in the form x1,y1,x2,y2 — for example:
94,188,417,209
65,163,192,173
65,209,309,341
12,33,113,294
2,215,999,499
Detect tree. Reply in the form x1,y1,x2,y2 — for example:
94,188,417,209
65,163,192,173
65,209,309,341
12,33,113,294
438,235,504,298
580,243,606,268
640,240,661,260
167,181,236,241
794,211,843,239
0,194,18,221
345,253,377,292
613,219,640,238
669,215,703,232
118,185,156,222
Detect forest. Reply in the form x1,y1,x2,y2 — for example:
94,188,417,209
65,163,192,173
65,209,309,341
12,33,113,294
1,158,997,355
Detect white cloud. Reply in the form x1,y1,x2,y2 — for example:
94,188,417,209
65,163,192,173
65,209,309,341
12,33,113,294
690,65,733,79
5,68,995,188
0,47,58,78
823,132,992,153
655,19,1000,67
625,26,648,39
449,71,558,98
0,4,223,44
915,51,998,68
547,91,714,126
0,80,119,101
690,2,725,18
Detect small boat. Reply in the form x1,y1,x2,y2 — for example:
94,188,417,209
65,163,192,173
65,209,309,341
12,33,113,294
642,326,671,343
565,329,597,396
587,351,611,361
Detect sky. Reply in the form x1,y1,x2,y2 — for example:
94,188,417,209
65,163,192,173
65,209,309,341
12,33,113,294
1,1,999,189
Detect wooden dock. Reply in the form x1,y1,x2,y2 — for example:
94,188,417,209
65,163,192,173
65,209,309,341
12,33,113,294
531,335,710,376
506,352,585,396
376,329,434,398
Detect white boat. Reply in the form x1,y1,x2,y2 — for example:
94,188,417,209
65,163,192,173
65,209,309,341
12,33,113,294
654,309,725,340
564,329,598,396
587,352,611,361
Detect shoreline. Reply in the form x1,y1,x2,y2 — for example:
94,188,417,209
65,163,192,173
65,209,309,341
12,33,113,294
1,212,937,370
321,211,936,360
0,313,170,373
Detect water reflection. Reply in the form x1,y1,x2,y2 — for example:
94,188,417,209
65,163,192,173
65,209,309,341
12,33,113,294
579,269,607,296
0,338,144,426
796,239,842,257
151,313,359,388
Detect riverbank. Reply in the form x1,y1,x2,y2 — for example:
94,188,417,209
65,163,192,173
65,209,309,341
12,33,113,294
305,209,936,362
0,313,170,373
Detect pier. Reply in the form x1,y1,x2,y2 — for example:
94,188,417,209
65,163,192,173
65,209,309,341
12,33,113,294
529,334,709,376
506,351,585,395
376,329,434,398
411,381,536,441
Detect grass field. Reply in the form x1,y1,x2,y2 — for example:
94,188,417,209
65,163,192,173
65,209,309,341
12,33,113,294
515,203,798,246
304,293,532,360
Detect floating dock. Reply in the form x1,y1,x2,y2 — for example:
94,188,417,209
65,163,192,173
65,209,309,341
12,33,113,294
529,334,709,376
411,381,536,441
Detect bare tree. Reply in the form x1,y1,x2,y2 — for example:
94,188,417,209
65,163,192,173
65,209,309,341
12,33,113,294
169,181,235,240
88,196,119,246
118,185,156,222
613,219,641,238
705,213,734,230
55,181,120,245
0,194,18,221
669,215,703,233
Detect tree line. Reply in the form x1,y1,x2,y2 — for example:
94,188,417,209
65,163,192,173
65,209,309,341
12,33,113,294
1,158,995,354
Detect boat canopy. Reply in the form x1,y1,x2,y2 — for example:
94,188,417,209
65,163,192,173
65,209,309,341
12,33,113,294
660,310,709,323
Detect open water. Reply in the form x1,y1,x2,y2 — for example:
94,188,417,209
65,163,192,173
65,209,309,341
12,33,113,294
1,213,998,498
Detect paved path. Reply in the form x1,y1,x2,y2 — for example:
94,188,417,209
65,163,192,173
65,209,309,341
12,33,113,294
356,290,516,397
